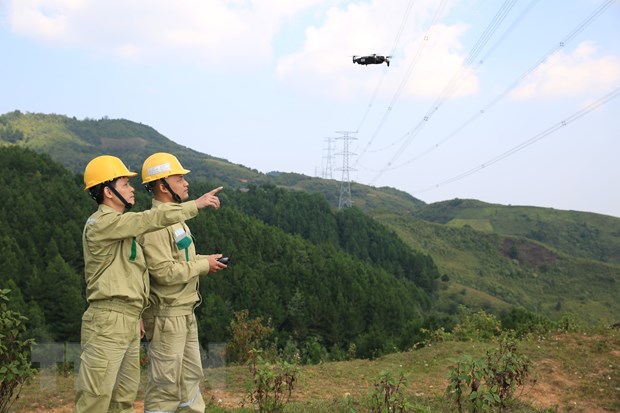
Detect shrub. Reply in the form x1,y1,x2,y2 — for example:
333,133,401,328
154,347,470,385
484,337,530,409
0,289,35,413
555,314,580,333
243,350,298,413
500,307,554,338
226,309,273,364
365,369,414,413
452,306,501,342
446,335,530,412
301,336,328,365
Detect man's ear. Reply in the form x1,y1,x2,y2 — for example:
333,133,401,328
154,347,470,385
158,181,169,194
103,184,115,199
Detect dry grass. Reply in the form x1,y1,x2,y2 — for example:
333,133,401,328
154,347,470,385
11,329,619,413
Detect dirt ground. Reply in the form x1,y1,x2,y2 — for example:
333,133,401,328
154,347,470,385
19,401,143,413
18,371,606,413
19,390,245,412
17,332,620,413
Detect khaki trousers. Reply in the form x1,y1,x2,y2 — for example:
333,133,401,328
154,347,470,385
73,306,141,413
144,313,205,413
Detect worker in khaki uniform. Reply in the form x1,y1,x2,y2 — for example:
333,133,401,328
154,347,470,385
138,153,227,413
75,155,222,413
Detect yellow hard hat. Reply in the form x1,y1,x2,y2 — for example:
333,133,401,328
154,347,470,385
141,153,190,184
83,155,138,190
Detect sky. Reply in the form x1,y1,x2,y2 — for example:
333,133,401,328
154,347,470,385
1,0,619,217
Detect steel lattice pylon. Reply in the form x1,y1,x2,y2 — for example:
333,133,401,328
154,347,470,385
334,131,357,209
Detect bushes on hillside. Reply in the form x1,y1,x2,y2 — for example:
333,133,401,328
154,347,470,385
0,289,35,413
420,305,582,347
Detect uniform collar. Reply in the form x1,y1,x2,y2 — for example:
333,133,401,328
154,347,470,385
98,204,121,214
151,199,167,208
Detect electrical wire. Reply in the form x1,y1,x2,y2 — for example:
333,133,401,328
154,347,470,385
354,0,415,135
362,0,541,159
354,0,450,166
411,86,620,194
379,0,617,175
367,0,527,183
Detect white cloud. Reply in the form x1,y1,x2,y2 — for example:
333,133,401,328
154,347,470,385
6,0,81,42
401,22,478,98
3,0,328,67
511,41,620,99
3,0,480,97
276,0,478,100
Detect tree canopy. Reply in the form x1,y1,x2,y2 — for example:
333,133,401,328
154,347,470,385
0,146,439,359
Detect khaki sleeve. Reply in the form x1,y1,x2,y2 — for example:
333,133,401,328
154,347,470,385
89,201,199,242
140,228,211,286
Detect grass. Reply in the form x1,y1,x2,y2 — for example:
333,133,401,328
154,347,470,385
11,328,619,412
370,211,620,326
447,218,494,232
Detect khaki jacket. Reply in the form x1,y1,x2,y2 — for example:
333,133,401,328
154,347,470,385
138,199,211,317
82,201,199,317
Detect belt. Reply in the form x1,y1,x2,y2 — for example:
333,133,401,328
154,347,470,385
89,299,144,318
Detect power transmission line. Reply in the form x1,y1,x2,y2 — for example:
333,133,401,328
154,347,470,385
359,0,541,160
355,0,450,166
367,0,524,183
412,86,620,194
354,0,415,135
380,0,616,175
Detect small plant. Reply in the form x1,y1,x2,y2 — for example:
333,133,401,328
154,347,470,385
243,349,298,413
446,336,530,412
484,337,530,410
417,326,452,348
555,314,580,333
0,289,35,413
366,369,414,413
446,355,485,413
226,309,274,364
452,305,501,342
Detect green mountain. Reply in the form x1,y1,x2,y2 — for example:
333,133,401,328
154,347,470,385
0,110,425,212
1,111,618,327
0,110,262,187
412,198,620,263
0,144,438,359
371,210,619,325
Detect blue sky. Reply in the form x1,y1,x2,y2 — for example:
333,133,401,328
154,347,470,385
1,0,619,217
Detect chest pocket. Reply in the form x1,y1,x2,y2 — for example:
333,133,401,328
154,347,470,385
174,227,193,262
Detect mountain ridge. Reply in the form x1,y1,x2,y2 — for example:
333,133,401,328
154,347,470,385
2,110,618,324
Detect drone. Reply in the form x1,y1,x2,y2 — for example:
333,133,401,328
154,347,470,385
353,54,391,67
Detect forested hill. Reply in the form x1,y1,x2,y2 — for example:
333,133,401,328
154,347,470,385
0,110,263,187
1,111,618,328
0,146,439,359
0,110,427,215
412,198,620,264
3,110,618,262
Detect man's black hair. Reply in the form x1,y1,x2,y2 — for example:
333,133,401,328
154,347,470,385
145,178,182,203
88,177,132,210
88,178,119,204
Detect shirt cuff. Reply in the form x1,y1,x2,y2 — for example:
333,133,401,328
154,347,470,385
182,200,199,220
197,256,211,274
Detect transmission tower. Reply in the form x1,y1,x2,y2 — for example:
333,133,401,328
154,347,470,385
322,137,336,179
335,131,357,209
